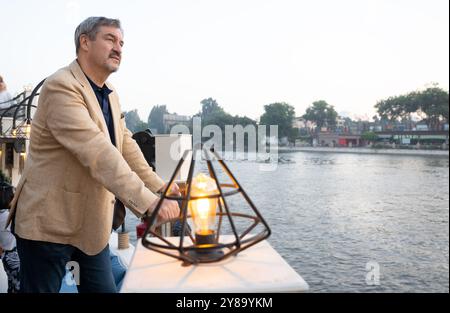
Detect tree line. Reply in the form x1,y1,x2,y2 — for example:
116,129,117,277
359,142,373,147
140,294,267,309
374,84,448,131
124,84,449,142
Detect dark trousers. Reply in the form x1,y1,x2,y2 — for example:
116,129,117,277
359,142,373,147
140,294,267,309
16,236,117,293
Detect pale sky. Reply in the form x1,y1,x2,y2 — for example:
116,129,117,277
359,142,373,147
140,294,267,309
1,0,449,121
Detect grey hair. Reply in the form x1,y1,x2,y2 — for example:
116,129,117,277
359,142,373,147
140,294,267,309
74,16,123,54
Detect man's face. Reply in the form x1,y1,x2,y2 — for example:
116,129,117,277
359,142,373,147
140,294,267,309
85,26,124,74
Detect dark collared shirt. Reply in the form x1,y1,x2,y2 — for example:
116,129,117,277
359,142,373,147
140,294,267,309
86,76,116,146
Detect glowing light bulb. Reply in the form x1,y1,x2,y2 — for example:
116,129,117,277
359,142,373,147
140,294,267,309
189,173,219,236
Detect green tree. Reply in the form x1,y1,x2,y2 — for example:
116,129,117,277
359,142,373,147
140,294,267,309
233,115,257,127
375,94,414,122
199,98,256,148
259,102,296,140
200,98,224,119
148,105,169,134
417,86,449,130
199,98,256,129
197,98,231,129
302,100,338,132
375,85,449,131
124,109,148,133
361,131,378,142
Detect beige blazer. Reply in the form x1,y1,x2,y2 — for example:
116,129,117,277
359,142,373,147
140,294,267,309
7,60,165,255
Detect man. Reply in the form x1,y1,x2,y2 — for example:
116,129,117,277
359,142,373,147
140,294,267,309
7,16,180,293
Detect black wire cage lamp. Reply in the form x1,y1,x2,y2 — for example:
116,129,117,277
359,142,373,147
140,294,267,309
142,147,271,265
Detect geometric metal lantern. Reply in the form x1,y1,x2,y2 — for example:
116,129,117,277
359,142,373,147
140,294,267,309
142,147,271,265
13,137,26,154
13,119,32,140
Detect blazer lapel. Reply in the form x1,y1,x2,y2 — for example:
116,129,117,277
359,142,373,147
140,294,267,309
69,60,109,135
106,87,123,153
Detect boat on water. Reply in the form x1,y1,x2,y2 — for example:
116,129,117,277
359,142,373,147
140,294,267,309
256,156,296,164
278,156,295,164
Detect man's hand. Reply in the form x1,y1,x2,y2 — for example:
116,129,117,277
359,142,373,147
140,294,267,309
147,197,180,222
148,183,181,222
158,182,181,196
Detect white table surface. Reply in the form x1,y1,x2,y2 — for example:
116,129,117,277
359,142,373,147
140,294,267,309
121,236,309,293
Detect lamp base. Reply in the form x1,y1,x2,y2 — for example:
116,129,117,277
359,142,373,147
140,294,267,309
187,232,224,262
187,249,225,262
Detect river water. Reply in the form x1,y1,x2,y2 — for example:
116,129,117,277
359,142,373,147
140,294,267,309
125,151,449,292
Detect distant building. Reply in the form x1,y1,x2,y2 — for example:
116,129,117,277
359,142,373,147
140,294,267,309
336,116,345,129
1,118,31,186
162,113,191,133
292,117,314,130
317,132,362,147
370,125,382,132
0,89,35,186
375,130,449,146
414,122,429,131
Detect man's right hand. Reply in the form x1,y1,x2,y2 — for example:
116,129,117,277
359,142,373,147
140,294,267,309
147,197,180,222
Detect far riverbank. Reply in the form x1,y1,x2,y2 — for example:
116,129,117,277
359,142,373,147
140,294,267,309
278,146,449,157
